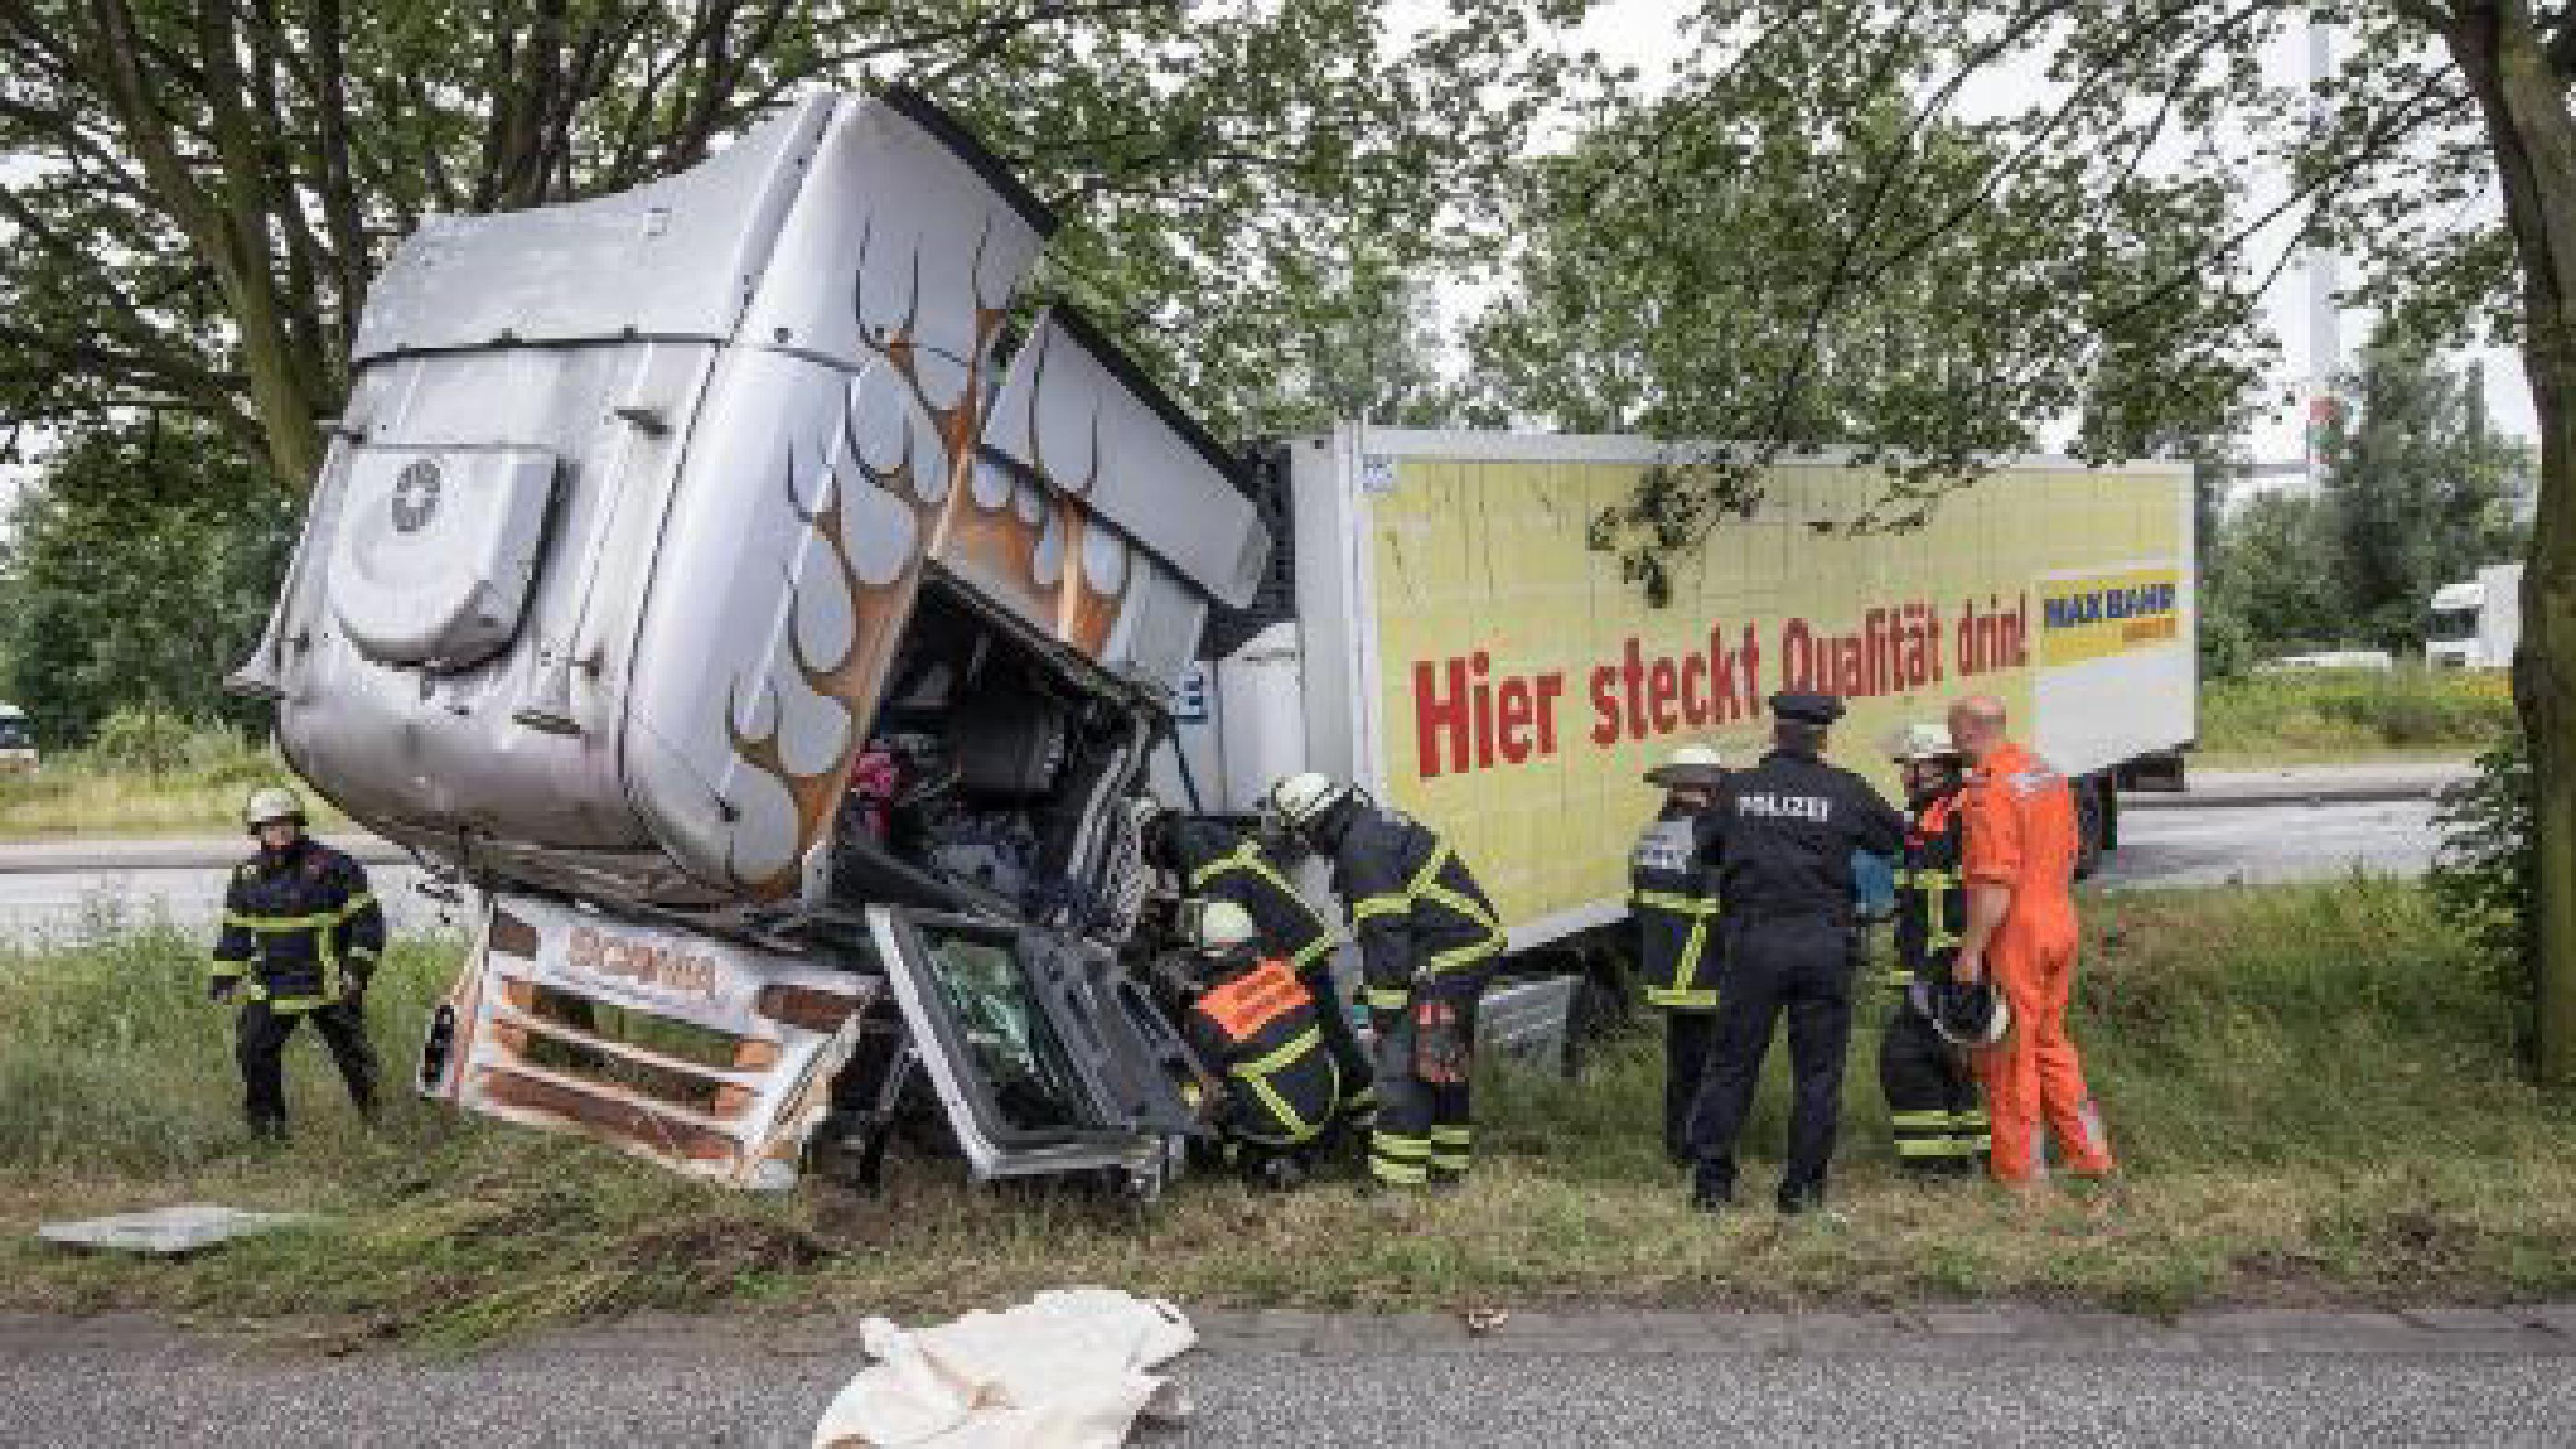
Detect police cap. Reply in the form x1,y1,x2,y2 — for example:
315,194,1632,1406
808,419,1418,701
1768,691,1846,727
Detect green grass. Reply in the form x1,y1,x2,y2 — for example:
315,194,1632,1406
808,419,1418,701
2198,667,2517,766
0,728,341,839
4,879,2572,1344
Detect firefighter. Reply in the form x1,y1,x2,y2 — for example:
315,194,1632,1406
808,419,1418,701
1133,799,1373,1121
1632,744,1728,1166
1260,772,1504,1192
1946,695,2115,1190
211,787,385,1140
1879,723,1991,1176
1177,899,1346,1188
1686,693,1908,1216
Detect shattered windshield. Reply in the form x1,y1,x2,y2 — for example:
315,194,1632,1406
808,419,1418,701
917,927,1083,1133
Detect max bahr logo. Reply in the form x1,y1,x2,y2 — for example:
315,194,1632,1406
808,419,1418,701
390,458,443,534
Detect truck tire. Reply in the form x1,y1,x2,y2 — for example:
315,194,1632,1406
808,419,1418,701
2074,776,2108,880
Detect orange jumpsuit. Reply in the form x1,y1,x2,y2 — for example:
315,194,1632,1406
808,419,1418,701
1960,742,2113,1182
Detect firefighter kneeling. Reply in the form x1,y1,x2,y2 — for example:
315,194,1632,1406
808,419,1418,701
1880,725,1998,1176
1177,901,1347,1190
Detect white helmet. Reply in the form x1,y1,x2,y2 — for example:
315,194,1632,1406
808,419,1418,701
1885,722,1962,764
1644,743,1727,788
243,785,306,831
1263,772,1349,832
1188,899,1261,954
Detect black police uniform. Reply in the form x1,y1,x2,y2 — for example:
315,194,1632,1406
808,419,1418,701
1881,782,1991,1173
1308,798,1504,1188
1688,695,1907,1211
211,836,385,1134
1179,950,1345,1179
1157,816,1374,1116
1630,799,1724,1163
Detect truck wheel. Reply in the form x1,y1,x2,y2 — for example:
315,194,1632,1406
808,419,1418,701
2074,776,2108,880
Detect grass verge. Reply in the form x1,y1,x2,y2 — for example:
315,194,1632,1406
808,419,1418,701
2,879,2570,1344
2197,667,2516,765
0,731,342,838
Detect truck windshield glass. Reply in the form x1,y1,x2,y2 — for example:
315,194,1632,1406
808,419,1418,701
915,926,1083,1133
0,720,29,750
2430,607,2480,642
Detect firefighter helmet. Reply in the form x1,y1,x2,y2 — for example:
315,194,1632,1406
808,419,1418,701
1926,978,2012,1048
1643,743,1727,788
1262,772,1349,832
1885,722,1962,763
242,785,306,831
1187,899,1260,955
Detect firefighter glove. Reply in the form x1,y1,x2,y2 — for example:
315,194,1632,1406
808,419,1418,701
1412,997,1470,1085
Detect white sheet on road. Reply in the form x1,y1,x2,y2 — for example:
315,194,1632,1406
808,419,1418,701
812,1288,1195,1449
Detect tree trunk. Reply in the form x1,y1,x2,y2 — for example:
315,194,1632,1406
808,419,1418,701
2444,3,2576,1082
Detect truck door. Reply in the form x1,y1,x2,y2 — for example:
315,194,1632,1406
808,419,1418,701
866,906,1210,1190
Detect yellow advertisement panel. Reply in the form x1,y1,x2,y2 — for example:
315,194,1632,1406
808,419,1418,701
1364,454,2187,933
2036,568,2185,665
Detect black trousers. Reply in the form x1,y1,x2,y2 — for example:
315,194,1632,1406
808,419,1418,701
1662,1009,1718,1166
1880,1004,1986,1174
236,996,377,1130
1367,973,1487,1186
1688,917,1856,1201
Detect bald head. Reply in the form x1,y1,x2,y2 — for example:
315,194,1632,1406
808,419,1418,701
1946,695,2010,764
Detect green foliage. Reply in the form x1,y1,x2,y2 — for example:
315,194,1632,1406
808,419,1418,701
2431,735,2540,1064
2206,493,2348,654
1,0,1585,483
2199,667,2519,759
0,421,293,747
2316,332,2530,653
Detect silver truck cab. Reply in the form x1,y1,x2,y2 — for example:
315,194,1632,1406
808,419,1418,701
239,89,1262,1190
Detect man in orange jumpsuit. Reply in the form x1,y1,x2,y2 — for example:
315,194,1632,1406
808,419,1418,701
1945,695,2114,1189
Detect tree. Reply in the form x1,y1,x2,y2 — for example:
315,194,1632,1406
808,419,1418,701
1540,0,2576,1080
0,420,294,746
0,0,1585,483
1473,17,2272,599
2211,492,2347,654
2319,328,2530,651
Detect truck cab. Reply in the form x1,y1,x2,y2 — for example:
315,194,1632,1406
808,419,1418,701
2426,563,2524,670
236,89,1261,1191
0,704,37,775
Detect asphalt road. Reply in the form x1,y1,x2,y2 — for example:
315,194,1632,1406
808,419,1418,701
6,1309,2573,1448
0,861,446,941
2095,797,2438,890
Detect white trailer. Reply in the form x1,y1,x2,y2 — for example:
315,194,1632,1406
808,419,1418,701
2428,562,2526,670
1162,426,2201,993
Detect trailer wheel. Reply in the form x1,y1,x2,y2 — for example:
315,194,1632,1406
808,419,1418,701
2074,776,2109,880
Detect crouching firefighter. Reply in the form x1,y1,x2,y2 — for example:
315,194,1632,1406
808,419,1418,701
1177,900,1346,1188
1134,799,1374,1125
1880,725,1993,1176
211,787,385,1140
1262,773,1505,1192
1633,745,1727,1165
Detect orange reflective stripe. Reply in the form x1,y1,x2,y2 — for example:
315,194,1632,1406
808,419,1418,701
1199,959,1307,1042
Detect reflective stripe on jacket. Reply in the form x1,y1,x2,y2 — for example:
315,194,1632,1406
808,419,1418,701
1631,807,1721,1009
211,840,385,1012
1328,807,1504,1012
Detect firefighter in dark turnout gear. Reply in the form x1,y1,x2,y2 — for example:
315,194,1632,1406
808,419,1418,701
1135,802,1374,1121
1879,724,1991,1175
212,787,385,1138
1263,772,1504,1190
1177,900,1345,1188
1632,744,1728,1165
1688,694,1908,1215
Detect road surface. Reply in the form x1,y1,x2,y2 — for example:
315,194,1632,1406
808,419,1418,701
5,1306,2572,1448
2096,797,2439,890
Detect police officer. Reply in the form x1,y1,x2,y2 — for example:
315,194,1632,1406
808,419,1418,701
1177,900,1347,1189
1688,693,1907,1214
1262,772,1504,1191
1880,724,1991,1176
212,786,385,1139
1134,799,1373,1121
1632,744,1727,1165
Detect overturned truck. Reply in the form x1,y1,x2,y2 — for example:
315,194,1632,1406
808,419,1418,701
230,89,1264,1191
